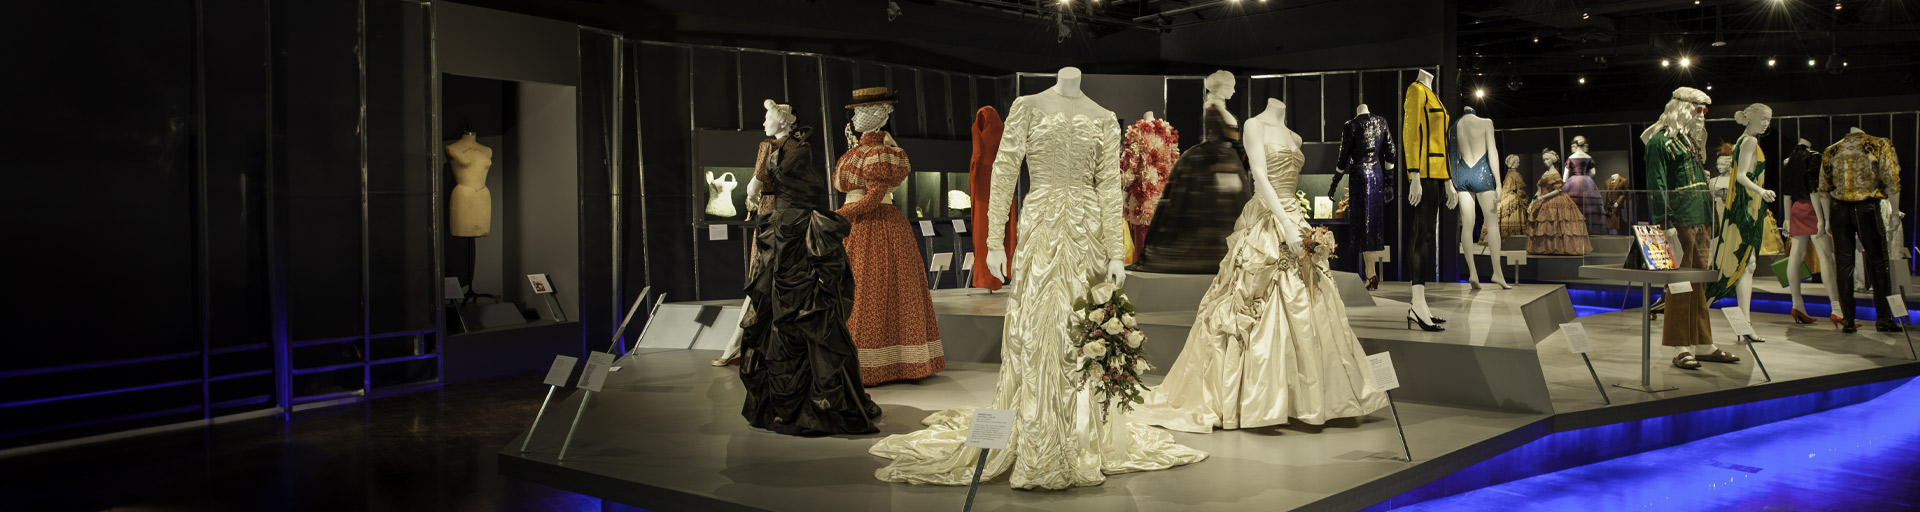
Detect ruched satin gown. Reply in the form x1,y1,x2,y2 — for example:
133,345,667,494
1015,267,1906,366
870,94,1207,490
1133,145,1389,433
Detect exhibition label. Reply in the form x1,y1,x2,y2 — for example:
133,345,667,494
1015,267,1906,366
1365,352,1401,392
965,409,1014,450
543,355,579,387
1722,308,1756,337
578,351,615,392
1559,323,1593,354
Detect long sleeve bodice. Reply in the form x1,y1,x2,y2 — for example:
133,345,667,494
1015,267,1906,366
1331,113,1397,196
986,96,1126,264
835,131,911,218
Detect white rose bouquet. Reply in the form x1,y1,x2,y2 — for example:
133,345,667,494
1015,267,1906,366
1071,279,1154,417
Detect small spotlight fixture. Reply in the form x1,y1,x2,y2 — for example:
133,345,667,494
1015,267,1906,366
1834,1,1842,10
1475,89,1486,99
1582,11,1590,19
1706,83,1713,91
1679,57,1692,68
886,0,902,20
1661,59,1671,68
1767,57,1777,67
1809,58,1817,67
1578,76,1587,84
1533,35,1540,44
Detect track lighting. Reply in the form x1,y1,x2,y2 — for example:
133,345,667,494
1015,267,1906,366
1475,89,1486,99
1679,56,1691,68
1661,59,1671,68
1507,75,1523,92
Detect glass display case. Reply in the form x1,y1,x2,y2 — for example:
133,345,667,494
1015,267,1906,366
700,165,755,222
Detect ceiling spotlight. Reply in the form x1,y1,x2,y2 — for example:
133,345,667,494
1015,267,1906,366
1705,83,1713,90
1809,58,1817,67
886,0,902,20
1582,11,1590,19
1834,1,1842,10
1661,59,1671,68
1712,34,1726,47
1767,57,1777,67
1475,89,1487,99
1679,57,1691,68
1532,35,1540,44
1507,75,1523,91
1578,76,1587,84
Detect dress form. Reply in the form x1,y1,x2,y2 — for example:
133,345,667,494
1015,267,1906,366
841,104,899,207
446,133,493,237
984,67,1125,287
1131,70,1251,274
1452,108,1509,289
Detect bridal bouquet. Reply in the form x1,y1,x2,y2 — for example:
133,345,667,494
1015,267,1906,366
1299,226,1338,300
1070,281,1152,417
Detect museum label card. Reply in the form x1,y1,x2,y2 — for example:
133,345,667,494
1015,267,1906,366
1366,352,1401,392
929,252,953,272
952,219,967,233
965,409,1014,450
1668,281,1692,295
1722,308,1756,337
707,224,728,241
918,220,935,236
1378,246,1392,263
526,274,554,294
1890,295,1910,319
444,277,465,299
1560,323,1593,354
543,355,579,387
577,351,615,392
962,253,975,271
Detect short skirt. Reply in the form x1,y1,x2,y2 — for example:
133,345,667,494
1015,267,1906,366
1789,199,1817,237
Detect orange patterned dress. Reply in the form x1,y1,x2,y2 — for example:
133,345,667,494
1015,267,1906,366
835,131,945,385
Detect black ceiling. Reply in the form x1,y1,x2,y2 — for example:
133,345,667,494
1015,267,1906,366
1455,0,1920,121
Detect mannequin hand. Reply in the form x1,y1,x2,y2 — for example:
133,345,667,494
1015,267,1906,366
1408,178,1423,206
1106,260,1128,288
986,250,1010,284
745,178,764,209
1759,189,1777,203
1665,228,1683,258
1444,181,1460,210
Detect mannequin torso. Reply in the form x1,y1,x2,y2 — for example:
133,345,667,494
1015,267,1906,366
446,133,493,237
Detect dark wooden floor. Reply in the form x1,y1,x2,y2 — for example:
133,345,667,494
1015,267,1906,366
0,372,598,512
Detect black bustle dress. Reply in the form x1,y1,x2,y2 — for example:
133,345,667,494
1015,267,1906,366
738,126,883,436
1130,105,1251,274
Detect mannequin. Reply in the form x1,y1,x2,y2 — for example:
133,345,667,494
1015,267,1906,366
1402,69,1457,330
1449,107,1510,289
1331,103,1394,289
1526,148,1592,256
1703,104,1778,344
968,106,1013,290
1818,126,1904,332
446,132,493,237
1132,70,1250,274
874,67,1205,490
1564,136,1605,235
1641,86,1733,369
1143,111,1156,121
986,67,1124,285
835,86,946,384
1495,154,1530,239
715,100,798,366
1781,137,1838,324
1247,99,1304,247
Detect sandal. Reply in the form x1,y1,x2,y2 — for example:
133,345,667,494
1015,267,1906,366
1694,349,1741,364
1672,352,1701,370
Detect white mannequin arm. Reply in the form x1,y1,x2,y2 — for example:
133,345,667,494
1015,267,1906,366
745,177,764,209
1445,180,1460,209
1734,139,1774,202
1812,193,1832,237
1484,126,1502,193
1408,172,1423,206
1244,121,1288,216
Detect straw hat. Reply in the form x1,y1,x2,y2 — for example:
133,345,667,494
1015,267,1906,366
846,86,898,108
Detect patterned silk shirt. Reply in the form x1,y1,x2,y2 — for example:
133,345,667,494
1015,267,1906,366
1645,130,1712,228
1818,131,1902,202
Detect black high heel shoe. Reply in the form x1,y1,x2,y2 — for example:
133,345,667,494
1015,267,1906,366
1407,309,1445,332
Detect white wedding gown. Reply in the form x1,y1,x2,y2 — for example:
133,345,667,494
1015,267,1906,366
869,94,1207,490
1133,144,1389,433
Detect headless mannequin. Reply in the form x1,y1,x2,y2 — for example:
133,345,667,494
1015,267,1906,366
1354,103,1393,283
1785,137,1838,319
1405,70,1457,325
984,67,1127,288
1818,127,1902,326
1453,108,1510,289
1245,99,1305,252
716,103,798,366
1143,111,1156,121
446,133,494,237
841,104,900,207
1726,108,1778,343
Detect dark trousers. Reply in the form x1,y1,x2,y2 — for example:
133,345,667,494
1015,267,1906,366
1408,178,1447,285
1830,199,1894,325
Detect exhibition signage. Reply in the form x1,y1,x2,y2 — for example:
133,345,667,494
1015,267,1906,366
1558,323,1609,405
520,355,579,453
962,408,1015,511
952,219,967,233
559,351,617,461
1364,352,1412,461
1890,296,1918,360
919,220,936,237
1668,281,1692,294
708,224,728,241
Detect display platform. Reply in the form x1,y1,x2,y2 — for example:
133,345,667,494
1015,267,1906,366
499,278,1920,511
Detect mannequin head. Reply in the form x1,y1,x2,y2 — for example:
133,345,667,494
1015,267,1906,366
1203,70,1236,103
852,104,893,133
1734,103,1773,137
1715,142,1736,175
763,99,795,138
1541,148,1561,168
1797,137,1813,148
1415,69,1434,87
1571,135,1589,154
1505,154,1520,170
1648,87,1712,161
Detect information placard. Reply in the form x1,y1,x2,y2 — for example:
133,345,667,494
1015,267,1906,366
1891,295,1910,319
929,252,953,272
444,277,465,299
1366,352,1401,392
708,224,728,241
964,409,1015,450
918,220,935,237
543,355,579,386
577,351,616,392
527,274,554,294
952,219,968,233
962,253,975,271
1560,323,1594,354
1722,308,1756,337
1668,281,1692,295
